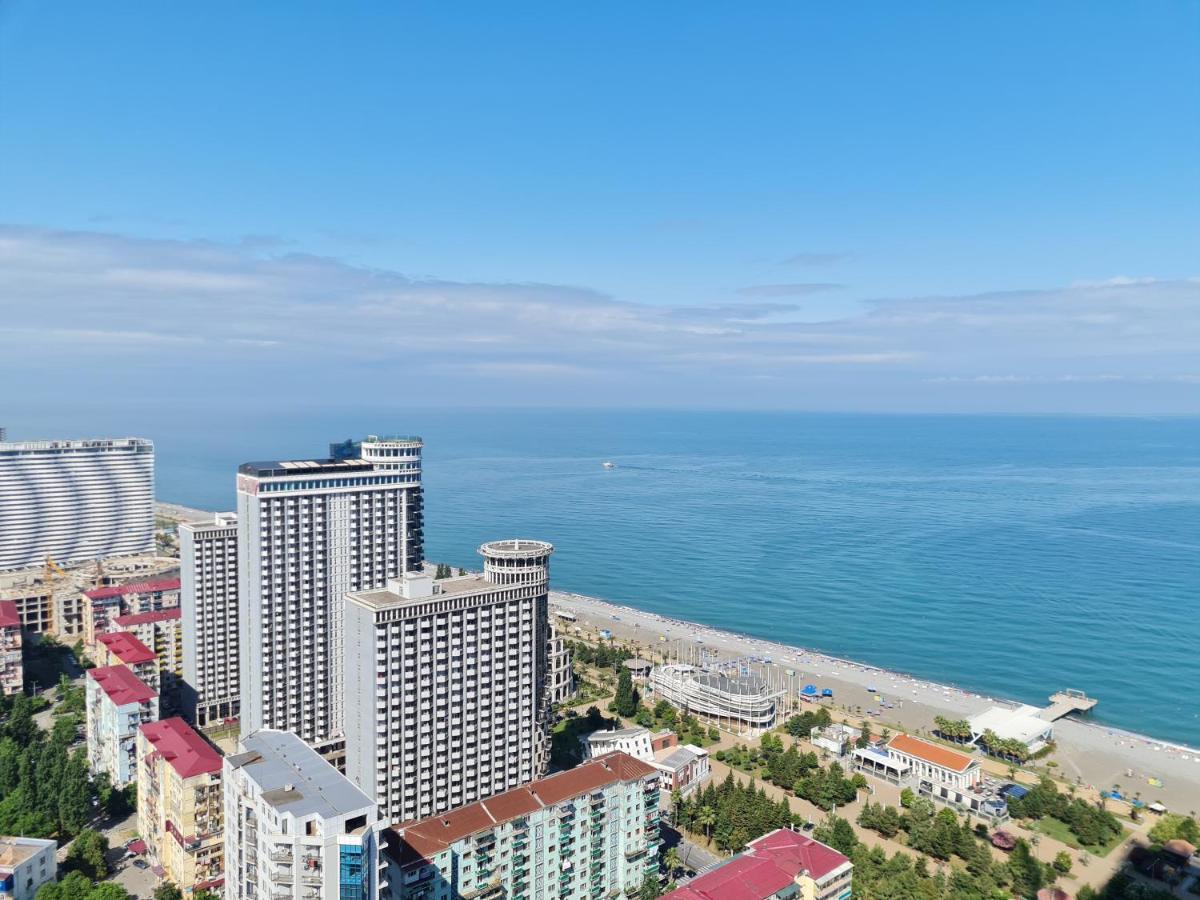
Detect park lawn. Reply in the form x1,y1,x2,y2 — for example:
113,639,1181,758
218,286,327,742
1032,816,1128,858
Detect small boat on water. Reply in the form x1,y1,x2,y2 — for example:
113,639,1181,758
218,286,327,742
602,461,616,469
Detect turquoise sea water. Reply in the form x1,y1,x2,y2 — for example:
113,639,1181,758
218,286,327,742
49,409,1200,747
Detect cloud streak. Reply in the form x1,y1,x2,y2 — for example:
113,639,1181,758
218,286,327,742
1,225,1198,412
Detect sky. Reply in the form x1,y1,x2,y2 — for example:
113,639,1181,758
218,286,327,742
1,1,1198,417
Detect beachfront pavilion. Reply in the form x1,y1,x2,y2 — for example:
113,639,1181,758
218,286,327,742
968,705,1055,755
852,746,910,784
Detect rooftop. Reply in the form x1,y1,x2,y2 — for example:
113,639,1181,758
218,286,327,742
348,573,508,610
140,718,222,778
663,829,850,900
84,578,180,601
0,601,19,629
113,608,181,628
97,631,157,664
969,705,1055,744
228,730,373,821
392,752,656,863
0,836,56,867
238,458,374,479
654,746,701,772
587,727,649,743
478,539,554,559
88,665,156,706
888,734,977,773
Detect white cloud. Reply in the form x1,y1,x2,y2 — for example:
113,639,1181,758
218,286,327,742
1,224,1198,412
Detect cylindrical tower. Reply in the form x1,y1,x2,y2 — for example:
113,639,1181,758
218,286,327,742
478,539,554,586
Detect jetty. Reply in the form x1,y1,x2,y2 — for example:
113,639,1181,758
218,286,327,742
1038,689,1099,722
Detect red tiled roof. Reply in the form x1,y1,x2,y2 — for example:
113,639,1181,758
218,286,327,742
887,733,975,773
662,829,851,900
140,718,222,778
84,578,180,601
113,608,181,628
88,665,157,705
0,601,20,629
392,752,657,862
98,631,157,664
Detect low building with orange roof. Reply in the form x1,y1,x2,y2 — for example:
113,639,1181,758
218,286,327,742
386,751,661,900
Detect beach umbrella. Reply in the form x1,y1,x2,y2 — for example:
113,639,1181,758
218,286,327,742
821,688,834,697
802,684,818,696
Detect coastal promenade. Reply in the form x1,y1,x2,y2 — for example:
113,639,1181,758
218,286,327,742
552,589,1200,813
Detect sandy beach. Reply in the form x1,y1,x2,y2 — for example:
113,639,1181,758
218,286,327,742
551,589,1200,813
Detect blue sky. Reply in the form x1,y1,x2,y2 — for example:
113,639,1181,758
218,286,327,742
1,2,1198,415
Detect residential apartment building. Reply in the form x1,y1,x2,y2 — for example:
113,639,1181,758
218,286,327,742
662,829,852,900
114,607,183,710
0,837,57,900
0,602,22,695
224,730,379,900
179,513,240,728
343,540,552,824
386,752,661,900
86,665,158,786
137,718,224,894
236,437,423,749
83,578,180,647
96,631,160,692
0,437,155,572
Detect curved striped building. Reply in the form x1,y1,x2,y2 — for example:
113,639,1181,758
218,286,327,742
649,663,781,733
0,437,155,571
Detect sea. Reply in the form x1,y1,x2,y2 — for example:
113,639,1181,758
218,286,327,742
33,408,1200,747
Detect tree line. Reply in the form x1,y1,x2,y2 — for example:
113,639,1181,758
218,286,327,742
673,771,796,854
1007,776,1123,851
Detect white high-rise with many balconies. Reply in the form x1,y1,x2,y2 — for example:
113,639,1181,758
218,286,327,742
0,437,154,571
180,512,240,728
236,437,423,752
343,539,553,824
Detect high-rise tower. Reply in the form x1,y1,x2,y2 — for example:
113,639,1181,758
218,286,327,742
343,539,553,823
236,437,423,750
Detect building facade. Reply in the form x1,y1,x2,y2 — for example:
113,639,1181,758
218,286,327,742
236,438,423,748
343,539,552,824
386,752,661,900
0,602,22,695
0,837,57,900
223,730,379,900
113,608,183,711
83,578,180,647
662,828,852,900
86,665,159,786
137,718,224,894
649,664,781,734
547,625,574,707
179,513,240,729
0,437,155,572
96,631,160,691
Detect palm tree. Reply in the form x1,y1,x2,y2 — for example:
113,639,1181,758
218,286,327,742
697,806,716,843
663,847,682,882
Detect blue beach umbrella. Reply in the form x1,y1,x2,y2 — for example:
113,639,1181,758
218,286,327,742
802,684,818,696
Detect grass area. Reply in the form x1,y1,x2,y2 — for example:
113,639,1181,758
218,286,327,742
1032,816,1128,858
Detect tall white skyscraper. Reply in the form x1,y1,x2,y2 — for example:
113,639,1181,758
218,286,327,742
343,539,552,824
236,437,423,750
180,512,240,728
0,437,154,571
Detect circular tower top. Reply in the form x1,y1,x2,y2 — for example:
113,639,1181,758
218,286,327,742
478,539,554,585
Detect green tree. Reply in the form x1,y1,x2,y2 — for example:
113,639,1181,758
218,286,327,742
662,847,682,881
153,884,183,900
639,873,661,900
613,667,638,718
1052,851,1072,874
65,829,109,881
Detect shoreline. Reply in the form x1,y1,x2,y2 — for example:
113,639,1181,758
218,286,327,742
550,588,1200,811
